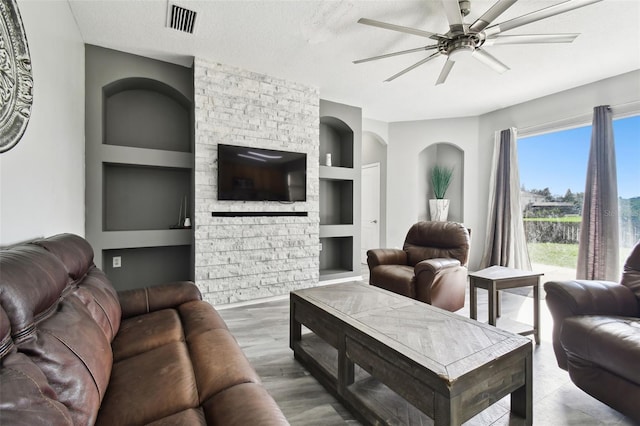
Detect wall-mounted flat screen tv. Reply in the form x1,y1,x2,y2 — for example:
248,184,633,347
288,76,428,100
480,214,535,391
217,144,307,202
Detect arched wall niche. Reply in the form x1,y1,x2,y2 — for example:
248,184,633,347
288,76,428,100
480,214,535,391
103,77,191,152
320,116,353,168
418,142,464,223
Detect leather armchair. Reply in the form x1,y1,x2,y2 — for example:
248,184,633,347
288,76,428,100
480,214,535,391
544,241,640,422
367,221,470,312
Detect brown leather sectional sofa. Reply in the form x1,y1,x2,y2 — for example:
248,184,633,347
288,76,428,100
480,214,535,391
544,241,640,422
0,233,289,425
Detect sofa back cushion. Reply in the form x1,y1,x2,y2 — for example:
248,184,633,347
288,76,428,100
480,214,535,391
34,234,122,340
0,234,122,425
0,245,68,343
32,233,94,280
403,221,470,267
0,305,73,425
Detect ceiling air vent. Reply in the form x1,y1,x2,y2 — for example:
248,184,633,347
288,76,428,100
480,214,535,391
167,3,197,34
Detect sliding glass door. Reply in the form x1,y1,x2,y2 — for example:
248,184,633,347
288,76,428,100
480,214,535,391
518,114,639,280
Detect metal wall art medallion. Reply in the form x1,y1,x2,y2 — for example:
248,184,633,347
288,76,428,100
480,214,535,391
0,0,33,153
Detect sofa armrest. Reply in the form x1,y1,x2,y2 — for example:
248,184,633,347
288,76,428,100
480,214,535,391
367,249,407,269
413,258,466,312
414,258,461,275
544,279,639,369
118,281,202,319
544,280,639,318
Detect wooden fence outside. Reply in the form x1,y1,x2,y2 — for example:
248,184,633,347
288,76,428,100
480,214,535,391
524,221,580,244
525,220,640,246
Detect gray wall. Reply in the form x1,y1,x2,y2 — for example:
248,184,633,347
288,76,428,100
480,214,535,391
84,45,194,289
0,1,84,246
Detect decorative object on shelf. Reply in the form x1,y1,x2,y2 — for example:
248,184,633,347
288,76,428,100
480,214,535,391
429,165,454,221
172,194,191,228
325,153,332,167
0,0,33,153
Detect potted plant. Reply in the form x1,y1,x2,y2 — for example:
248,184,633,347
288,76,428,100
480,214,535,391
429,165,454,221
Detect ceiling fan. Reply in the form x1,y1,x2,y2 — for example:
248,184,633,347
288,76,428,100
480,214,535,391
354,0,603,84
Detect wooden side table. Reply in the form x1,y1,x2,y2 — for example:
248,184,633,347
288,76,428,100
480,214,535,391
469,266,543,344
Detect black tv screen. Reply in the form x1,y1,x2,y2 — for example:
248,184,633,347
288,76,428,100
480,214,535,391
217,144,307,201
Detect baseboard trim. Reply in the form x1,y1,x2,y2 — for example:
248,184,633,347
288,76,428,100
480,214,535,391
215,276,364,310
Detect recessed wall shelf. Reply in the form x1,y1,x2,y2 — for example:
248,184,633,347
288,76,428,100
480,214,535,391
319,100,362,282
85,46,194,291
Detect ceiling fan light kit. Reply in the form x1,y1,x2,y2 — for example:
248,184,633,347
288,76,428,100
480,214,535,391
354,0,603,85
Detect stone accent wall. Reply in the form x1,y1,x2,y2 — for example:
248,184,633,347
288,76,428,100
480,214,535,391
194,58,320,304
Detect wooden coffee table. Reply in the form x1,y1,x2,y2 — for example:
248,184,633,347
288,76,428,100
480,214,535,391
468,266,543,344
290,282,532,426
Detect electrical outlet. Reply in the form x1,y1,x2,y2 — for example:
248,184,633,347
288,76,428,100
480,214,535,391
112,256,122,268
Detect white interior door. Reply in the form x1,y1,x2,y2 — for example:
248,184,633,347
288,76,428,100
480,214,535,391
361,163,381,264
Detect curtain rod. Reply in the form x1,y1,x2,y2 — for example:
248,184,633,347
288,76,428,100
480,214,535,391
518,100,640,137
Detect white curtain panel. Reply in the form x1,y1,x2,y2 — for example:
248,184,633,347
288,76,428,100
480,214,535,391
576,105,620,281
481,128,532,270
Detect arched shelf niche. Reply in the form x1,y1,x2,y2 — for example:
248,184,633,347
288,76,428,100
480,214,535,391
103,77,191,152
418,142,464,223
320,116,353,168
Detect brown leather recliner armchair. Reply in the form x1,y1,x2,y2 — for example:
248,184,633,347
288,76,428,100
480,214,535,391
544,241,640,423
367,221,470,312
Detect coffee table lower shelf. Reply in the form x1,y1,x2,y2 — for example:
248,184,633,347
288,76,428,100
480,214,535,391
294,334,435,425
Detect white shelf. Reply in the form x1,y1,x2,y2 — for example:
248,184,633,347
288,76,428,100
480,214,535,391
99,229,192,250
101,144,193,169
320,224,356,238
319,165,354,180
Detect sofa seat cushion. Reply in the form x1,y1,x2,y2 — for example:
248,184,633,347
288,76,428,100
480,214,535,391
561,315,640,385
188,328,261,403
370,265,416,298
203,382,289,425
97,299,265,425
96,341,199,425
112,309,184,362
178,300,229,339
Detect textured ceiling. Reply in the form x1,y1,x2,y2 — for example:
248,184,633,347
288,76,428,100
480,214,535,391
68,0,640,122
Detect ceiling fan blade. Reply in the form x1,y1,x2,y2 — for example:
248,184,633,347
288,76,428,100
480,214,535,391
357,18,448,41
442,0,465,34
385,52,441,82
469,0,518,33
484,0,603,36
353,45,439,64
436,59,455,85
484,33,579,46
471,49,510,73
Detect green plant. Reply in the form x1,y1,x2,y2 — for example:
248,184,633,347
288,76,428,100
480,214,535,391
431,165,454,199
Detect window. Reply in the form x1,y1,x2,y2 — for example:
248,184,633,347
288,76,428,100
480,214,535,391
518,114,639,277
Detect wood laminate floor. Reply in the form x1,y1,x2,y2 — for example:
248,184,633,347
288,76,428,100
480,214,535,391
218,276,635,425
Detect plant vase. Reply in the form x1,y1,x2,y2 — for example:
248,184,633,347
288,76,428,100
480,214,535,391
429,199,450,222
